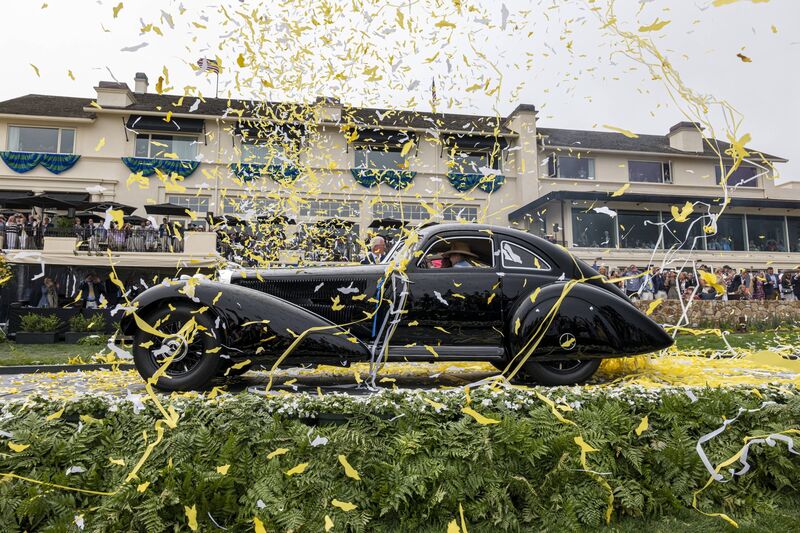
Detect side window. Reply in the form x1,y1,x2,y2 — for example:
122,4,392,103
418,236,494,270
500,241,550,271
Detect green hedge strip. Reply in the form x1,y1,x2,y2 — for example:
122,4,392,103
1,386,798,531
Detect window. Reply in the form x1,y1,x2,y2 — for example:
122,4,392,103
628,161,670,183
166,194,209,213
451,151,501,174
8,126,75,153
662,212,706,251
241,139,288,165
135,134,197,160
373,202,428,221
618,211,661,249
706,214,745,251
746,215,786,252
354,147,405,170
558,156,595,180
500,241,550,271
572,209,615,248
418,236,494,269
299,199,360,218
788,217,800,253
222,196,279,216
715,165,759,188
442,205,479,222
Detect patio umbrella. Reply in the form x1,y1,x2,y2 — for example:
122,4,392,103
86,201,138,215
3,193,82,210
144,203,193,216
368,218,405,229
257,214,296,225
124,215,149,224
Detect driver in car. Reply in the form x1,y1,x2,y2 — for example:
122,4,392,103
441,242,483,268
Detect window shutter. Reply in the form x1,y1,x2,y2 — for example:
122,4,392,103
547,155,558,177
662,162,672,183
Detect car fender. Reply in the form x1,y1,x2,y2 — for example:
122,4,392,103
506,282,673,361
120,279,371,361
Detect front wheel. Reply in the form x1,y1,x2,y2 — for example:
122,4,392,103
516,358,601,386
132,303,221,391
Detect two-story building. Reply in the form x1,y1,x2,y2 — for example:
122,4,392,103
0,72,795,270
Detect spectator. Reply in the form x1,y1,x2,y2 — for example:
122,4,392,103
652,267,667,300
36,277,59,308
5,215,19,249
752,273,765,300
664,271,680,300
623,264,643,299
77,272,106,309
0,215,5,249
763,267,780,301
780,272,795,301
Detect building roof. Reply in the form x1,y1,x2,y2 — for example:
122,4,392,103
342,107,511,134
0,93,787,161
508,190,800,220
0,94,96,119
537,127,787,162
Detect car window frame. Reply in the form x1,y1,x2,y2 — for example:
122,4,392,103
415,234,495,270
499,240,552,272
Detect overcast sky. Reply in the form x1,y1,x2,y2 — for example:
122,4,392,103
1,0,798,179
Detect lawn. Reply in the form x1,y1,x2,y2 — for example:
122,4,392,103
0,341,107,366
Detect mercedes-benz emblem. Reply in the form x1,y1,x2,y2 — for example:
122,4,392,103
559,332,576,351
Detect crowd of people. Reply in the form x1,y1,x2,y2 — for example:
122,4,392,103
71,217,185,253
0,213,55,250
0,213,196,253
593,260,800,302
30,271,148,309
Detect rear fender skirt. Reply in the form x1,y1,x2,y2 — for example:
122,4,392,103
507,282,673,361
119,279,371,361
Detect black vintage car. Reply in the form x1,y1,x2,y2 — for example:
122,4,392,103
121,223,673,390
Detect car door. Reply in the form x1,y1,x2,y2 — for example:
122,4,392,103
389,232,503,348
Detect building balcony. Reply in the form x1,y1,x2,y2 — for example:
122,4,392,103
2,229,220,268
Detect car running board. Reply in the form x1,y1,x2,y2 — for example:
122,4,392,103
386,345,505,362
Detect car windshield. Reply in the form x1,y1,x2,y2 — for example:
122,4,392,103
381,238,406,263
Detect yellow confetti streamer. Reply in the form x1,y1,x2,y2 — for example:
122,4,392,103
638,18,671,32
611,183,630,197
285,462,309,476
602,124,638,138
635,415,650,436
254,516,267,533
646,299,663,316
338,455,361,480
216,464,230,475
671,201,694,222
461,406,500,425
8,442,30,453
267,448,289,460
331,499,357,512
184,505,198,531
324,515,334,531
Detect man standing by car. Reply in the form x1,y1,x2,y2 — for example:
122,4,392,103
361,236,387,264
763,266,780,300
623,264,643,300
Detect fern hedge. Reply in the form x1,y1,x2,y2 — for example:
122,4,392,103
1,386,798,531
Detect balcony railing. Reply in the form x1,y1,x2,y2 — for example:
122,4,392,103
0,225,186,253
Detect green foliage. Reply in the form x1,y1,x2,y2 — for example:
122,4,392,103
76,334,107,346
0,387,798,531
19,313,62,332
68,313,107,333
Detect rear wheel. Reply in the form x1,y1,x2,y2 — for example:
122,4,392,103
516,358,601,386
132,303,221,391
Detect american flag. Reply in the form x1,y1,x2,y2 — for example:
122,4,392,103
197,58,221,74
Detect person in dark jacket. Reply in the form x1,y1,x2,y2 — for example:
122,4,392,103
77,272,106,309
